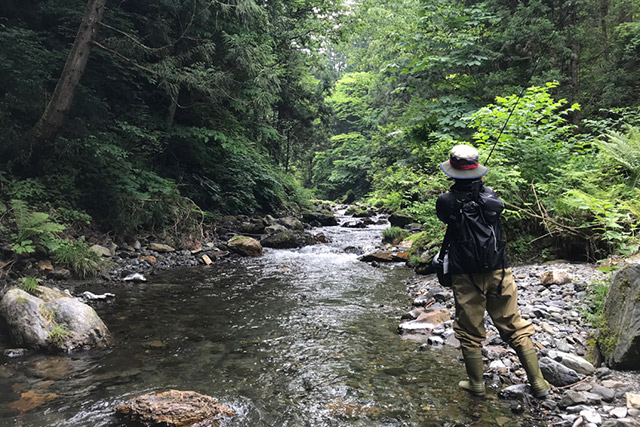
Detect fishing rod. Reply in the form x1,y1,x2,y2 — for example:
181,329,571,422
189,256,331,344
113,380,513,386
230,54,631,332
483,29,558,166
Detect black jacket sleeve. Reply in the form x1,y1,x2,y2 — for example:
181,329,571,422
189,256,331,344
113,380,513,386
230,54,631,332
435,192,458,224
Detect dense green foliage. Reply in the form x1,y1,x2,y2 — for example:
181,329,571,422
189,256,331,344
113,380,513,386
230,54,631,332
1,0,639,264
311,0,640,262
0,0,343,238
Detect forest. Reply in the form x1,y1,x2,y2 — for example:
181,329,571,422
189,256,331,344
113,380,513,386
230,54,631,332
1,0,640,272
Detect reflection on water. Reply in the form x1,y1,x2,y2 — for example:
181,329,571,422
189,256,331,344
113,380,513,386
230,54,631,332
0,218,537,426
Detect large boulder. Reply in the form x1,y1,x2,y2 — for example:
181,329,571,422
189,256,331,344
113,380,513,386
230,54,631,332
388,212,414,228
0,290,50,349
0,287,112,352
600,264,640,369
277,217,304,231
261,231,315,249
226,236,263,257
302,211,338,226
116,390,234,426
302,202,338,226
48,298,113,351
345,205,373,218
264,224,289,235
237,219,266,234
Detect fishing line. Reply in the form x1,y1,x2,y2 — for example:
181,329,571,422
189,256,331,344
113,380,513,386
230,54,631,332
484,29,558,166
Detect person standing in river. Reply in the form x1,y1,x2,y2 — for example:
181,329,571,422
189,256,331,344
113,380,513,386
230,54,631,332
435,144,550,398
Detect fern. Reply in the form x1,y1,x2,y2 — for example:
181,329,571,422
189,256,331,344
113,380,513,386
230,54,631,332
599,126,640,187
9,200,65,254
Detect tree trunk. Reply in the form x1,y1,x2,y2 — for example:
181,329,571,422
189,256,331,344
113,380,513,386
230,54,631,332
26,0,106,158
600,0,609,61
167,89,179,126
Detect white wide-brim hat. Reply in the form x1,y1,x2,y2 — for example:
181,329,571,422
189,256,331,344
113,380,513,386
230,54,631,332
439,144,488,179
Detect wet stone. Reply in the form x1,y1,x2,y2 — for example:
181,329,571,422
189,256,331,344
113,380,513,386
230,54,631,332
627,392,640,409
610,407,628,418
432,326,446,336
560,391,588,408
427,336,444,346
498,384,530,400
3,348,27,358
591,384,616,402
602,419,640,427
540,356,581,387
116,390,234,426
596,367,612,379
580,408,602,424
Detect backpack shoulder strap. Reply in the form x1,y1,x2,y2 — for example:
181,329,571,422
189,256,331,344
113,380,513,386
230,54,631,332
438,225,452,261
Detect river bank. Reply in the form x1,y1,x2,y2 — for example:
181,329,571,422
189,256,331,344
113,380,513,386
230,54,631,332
400,261,640,426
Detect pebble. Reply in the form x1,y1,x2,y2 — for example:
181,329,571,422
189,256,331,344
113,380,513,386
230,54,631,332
610,407,628,418
592,384,616,402
427,336,444,346
562,391,588,408
580,408,602,424
627,392,640,409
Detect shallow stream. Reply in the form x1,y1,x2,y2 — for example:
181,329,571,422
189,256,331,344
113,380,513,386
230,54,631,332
0,214,538,426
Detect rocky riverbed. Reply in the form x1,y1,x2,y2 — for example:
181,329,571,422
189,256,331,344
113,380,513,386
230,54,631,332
2,203,640,426
399,262,640,427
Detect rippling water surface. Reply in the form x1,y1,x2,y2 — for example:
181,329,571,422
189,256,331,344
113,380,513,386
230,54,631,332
0,213,536,426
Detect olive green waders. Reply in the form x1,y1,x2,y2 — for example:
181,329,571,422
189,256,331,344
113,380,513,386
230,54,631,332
452,268,550,397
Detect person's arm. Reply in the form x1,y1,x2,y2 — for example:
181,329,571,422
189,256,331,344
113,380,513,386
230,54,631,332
436,193,454,224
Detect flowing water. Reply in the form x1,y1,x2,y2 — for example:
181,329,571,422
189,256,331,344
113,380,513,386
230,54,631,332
0,213,536,426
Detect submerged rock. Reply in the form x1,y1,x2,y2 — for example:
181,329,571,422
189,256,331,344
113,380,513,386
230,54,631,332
116,390,234,426
314,233,331,244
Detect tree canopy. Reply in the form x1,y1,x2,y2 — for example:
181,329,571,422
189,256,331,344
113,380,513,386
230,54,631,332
1,0,639,261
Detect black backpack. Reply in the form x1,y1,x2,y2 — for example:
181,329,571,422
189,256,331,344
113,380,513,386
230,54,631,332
434,182,507,285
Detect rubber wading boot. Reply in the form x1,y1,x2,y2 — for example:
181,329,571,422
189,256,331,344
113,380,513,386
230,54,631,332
459,350,486,396
517,348,551,398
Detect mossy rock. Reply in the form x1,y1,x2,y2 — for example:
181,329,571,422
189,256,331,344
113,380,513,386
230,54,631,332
599,264,640,369
388,212,414,228
382,227,409,245
345,205,373,218
227,236,263,257
405,231,441,275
